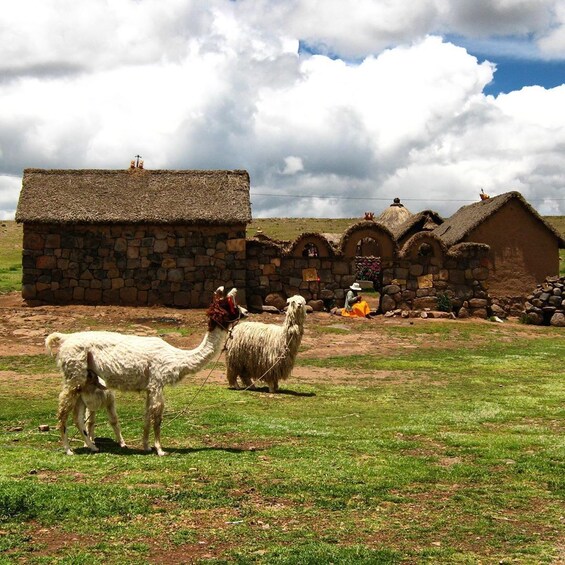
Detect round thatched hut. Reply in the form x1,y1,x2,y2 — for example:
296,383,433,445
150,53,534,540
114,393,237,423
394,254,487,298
376,198,413,229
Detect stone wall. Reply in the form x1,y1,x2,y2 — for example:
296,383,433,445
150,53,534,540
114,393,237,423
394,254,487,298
523,276,565,326
21,223,494,317
246,240,356,311
380,244,491,318
22,223,247,307
245,238,491,318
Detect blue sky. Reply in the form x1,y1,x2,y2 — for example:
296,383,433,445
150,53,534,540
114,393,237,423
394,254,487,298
0,0,564,219
482,57,565,95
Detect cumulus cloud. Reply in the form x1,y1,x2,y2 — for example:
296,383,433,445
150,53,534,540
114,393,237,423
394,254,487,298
0,0,564,221
282,156,304,175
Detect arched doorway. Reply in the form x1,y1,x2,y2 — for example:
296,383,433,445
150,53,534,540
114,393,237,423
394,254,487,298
354,237,382,293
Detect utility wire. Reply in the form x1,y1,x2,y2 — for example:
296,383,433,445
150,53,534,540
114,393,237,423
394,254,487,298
251,192,564,203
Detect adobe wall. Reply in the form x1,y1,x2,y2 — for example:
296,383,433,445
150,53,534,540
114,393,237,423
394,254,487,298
21,223,247,307
467,200,560,298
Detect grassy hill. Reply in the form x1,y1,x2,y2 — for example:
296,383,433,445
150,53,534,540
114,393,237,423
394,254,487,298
250,216,565,241
546,215,565,237
0,221,24,293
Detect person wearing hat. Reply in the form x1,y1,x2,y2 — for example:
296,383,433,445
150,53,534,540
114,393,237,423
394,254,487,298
342,282,372,318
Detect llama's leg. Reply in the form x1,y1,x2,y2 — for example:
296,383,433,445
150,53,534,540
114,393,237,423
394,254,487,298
240,372,256,390
85,407,96,446
150,392,166,457
73,400,99,453
226,364,240,389
105,393,127,448
268,378,279,393
142,392,152,453
58,385,79,455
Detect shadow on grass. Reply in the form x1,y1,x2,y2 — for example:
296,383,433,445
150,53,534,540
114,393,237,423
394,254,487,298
229,386,316,397
75,437,256,456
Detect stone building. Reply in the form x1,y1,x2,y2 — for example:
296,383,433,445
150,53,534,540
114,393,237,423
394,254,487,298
16,168,251,307
16,171,563,319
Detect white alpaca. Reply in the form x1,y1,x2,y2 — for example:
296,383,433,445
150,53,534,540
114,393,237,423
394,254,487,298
47,289,243,456
225,295,306,393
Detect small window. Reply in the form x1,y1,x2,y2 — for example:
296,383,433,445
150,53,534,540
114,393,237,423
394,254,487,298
418,243,433,257
302,243,320,257
356,237,380,256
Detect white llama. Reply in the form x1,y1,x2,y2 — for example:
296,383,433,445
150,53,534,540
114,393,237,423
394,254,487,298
225,295,306,393
47,289,243,456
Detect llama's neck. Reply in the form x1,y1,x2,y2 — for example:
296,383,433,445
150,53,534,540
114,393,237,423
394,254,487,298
176,327,229,380
283,310,305,352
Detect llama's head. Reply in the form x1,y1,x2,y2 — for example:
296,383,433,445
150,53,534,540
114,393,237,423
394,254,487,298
207,287,246,331
286,295,306,316
284,295,307,332
287,295,306,308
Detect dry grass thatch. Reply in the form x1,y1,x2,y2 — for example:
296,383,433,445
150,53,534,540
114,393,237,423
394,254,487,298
393,210,444,241
375,198,413,229
16,169,251,225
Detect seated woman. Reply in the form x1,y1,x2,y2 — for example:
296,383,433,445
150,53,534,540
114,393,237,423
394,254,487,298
341,282,372,318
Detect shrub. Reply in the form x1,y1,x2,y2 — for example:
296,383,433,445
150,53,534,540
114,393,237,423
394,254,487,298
436,292,453,312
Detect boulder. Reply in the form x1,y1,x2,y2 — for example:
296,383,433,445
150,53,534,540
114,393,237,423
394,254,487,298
308,299,324,312
413,296,438,310
550,312,565,327
265,292,287,311
381,294,397,314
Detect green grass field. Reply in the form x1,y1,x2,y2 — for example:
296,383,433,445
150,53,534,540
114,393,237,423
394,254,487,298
0,321,563,563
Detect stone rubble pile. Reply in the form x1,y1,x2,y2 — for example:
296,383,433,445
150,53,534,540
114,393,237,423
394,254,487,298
523,276,565,326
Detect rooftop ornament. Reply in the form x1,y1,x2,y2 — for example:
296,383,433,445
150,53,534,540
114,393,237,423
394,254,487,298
130,154,144,169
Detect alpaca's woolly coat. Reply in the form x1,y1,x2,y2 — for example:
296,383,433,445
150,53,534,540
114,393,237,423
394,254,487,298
46,329,228,392
225,295,306,392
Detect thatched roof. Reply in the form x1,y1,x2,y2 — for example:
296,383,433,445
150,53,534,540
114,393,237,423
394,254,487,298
433,191,565,248
284,232,336,257
16,168,251,225
392,210,444,241
320,233,342,249
376,198,413,229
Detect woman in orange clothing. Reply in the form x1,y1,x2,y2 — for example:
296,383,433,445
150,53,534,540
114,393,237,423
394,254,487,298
342,283,372,318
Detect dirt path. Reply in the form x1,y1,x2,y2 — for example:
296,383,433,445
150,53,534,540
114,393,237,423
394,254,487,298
0,291,535,380
0,292,409,356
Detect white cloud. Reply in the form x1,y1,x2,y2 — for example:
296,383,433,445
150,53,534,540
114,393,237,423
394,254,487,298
282,156,304,175
0,175,22,219
0,1,564,221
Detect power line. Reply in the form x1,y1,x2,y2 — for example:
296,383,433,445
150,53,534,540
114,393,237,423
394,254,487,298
251,192,565,203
